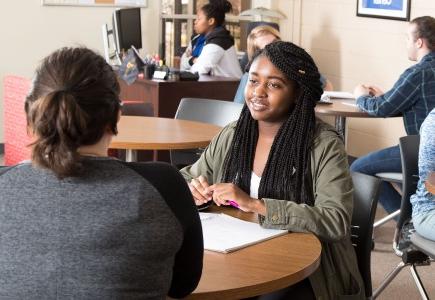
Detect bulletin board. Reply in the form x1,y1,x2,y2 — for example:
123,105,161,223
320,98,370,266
41,0,147,7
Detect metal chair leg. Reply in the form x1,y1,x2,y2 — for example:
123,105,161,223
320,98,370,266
126,149,137,162
373,261,407,299
373,209,401,228
410,265,429,300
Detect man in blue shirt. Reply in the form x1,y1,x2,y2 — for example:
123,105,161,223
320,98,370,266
351,16,435,215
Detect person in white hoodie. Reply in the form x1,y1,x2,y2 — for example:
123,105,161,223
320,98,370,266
180,0,242,78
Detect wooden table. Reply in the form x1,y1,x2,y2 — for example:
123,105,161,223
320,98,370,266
110,116,221,161
315,99,371,143
426,172,435,194
119,75,240,118
188,206,322,299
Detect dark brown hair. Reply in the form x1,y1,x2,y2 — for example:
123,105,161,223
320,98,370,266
411,16,435,51
201,0,232,27
221,41,323,206
25,47,121,178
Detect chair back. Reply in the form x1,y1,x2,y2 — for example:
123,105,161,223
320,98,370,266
121,100,154,116
171,98,244,168
396,135,420,230
351,172,381,298
175,98,243,126
247,21,280,35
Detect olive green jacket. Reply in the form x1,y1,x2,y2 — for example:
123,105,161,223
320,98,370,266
180,120,365,300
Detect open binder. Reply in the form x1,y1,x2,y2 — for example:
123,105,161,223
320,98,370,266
200,213,288,253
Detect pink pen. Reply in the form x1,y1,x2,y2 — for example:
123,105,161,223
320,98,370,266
228,200,239,208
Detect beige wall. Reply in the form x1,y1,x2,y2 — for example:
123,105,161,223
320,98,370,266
2,1,434,156
292,0,435,157
0,1,160,143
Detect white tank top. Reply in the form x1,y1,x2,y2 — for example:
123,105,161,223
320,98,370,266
250,172,261,199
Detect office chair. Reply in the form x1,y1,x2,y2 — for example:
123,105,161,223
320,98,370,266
411,234,435,261
121,100,154,116
372,135,433,299
351,172,381,299
247,21,280,36
171,98,244,168
373,172,402,228
409,232,435,298
115,100,154,161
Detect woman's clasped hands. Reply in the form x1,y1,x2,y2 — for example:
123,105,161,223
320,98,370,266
188,176,265,214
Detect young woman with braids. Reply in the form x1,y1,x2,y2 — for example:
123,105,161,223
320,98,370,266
181,41,365,299
180,0,242,78
0,47,203,299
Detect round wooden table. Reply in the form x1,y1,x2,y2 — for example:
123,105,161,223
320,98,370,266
426,172,435,194
315,99,371,142
187,206,322,299
110,116,222,161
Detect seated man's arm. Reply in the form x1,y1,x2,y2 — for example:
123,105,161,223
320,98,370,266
355,68,421,117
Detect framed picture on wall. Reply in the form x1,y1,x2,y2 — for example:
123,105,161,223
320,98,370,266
356,0,410,21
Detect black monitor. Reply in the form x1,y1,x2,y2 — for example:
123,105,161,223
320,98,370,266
112,7,142,54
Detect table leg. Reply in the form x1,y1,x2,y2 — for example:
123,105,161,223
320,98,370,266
335,116,347,145
126,149,138,162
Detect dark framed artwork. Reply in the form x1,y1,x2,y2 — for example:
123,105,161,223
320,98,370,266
357,0,411,21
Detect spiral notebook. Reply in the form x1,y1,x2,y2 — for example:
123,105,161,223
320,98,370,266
199,213,288,253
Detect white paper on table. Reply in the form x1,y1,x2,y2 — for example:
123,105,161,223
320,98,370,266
341,102,357,108
321,91,355,103
199,213,288,253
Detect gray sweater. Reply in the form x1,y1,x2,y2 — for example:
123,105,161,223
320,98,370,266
0,158,203,299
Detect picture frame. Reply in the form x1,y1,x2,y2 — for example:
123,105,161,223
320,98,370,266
41,0,147,8
356,0,410,21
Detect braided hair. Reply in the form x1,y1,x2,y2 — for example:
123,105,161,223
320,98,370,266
221,41,323,205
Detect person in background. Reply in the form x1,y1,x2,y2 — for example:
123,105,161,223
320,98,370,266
238,24,282,72
410,109,435,241
181,41,364,299
234,25,333,103
0,47,203,299
180,0,242,78
234,25,281,103
351,16,435,215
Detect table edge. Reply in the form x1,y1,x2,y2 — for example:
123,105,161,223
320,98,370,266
187,232,321,299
